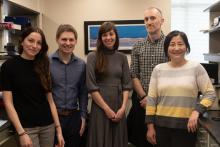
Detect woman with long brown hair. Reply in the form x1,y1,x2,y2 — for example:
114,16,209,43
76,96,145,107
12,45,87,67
1,27,64,147
86,22,132,147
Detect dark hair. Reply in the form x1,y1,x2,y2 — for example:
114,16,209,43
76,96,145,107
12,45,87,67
18,27,51,92
56,24,78,40
95,21,119,74
164,30,190,57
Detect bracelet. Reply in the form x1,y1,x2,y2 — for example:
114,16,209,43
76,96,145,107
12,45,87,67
141,94,147,99
18,131,27,137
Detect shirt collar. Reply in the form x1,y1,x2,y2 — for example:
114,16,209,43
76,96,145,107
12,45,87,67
146,31,165,43
51,50,78,63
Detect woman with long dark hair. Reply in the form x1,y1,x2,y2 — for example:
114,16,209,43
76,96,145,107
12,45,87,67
1,27,64,147
86,22,132,147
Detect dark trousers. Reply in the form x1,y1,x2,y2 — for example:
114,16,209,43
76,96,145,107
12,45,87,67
55,110,81,147
155,126,197,147
127,92,153,147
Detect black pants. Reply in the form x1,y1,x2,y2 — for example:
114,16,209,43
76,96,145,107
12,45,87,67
55,110,81,147
127,91,153,147
155,126,197,147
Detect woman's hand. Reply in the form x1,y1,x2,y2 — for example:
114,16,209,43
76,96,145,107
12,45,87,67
187,110,199,133
19,134,33,147
112,107,126,122
55,133,65,147
104,107,116,120
146,124,157,145
55,126,65,147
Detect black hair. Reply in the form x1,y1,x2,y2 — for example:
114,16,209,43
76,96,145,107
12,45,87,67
164,30,190,57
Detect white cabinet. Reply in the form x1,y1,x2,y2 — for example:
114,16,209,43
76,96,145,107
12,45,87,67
203,1,220,89
197,127,220,147
203,1,220,62
0,0,40,53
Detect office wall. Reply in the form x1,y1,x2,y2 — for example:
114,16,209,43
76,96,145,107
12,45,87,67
40,0,171,59
9,0,40,12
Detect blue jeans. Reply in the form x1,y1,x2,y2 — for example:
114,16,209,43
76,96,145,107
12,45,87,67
55,110,81,147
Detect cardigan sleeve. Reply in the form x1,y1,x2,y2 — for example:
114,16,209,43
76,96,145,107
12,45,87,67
145,66,158,124
121,54,132,91
195,64,216,114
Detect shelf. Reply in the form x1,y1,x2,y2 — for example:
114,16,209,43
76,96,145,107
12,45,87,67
0,0,40,53
204,53,220,62
204,1,220,12
0,22,21,30
214,84,220,88
201,26,220,33
6,1,40,29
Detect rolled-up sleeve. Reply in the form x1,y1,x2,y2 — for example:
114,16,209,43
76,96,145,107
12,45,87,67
145,67,158,124
122,55,132,91
86,52,100,92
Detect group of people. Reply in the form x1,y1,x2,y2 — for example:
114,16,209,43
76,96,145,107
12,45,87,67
0,6,216,147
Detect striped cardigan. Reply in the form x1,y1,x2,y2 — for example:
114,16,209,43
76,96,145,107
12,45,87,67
145,60,216,129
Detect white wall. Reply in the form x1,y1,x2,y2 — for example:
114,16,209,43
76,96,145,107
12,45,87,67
40,0,171,59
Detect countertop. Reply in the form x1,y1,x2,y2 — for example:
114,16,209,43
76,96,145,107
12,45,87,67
0,120,12,146
199,110,220,145
0,120,9,132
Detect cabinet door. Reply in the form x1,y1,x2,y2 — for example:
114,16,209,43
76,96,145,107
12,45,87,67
0,135,18,147
209,135,220,147
197,127,209,147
